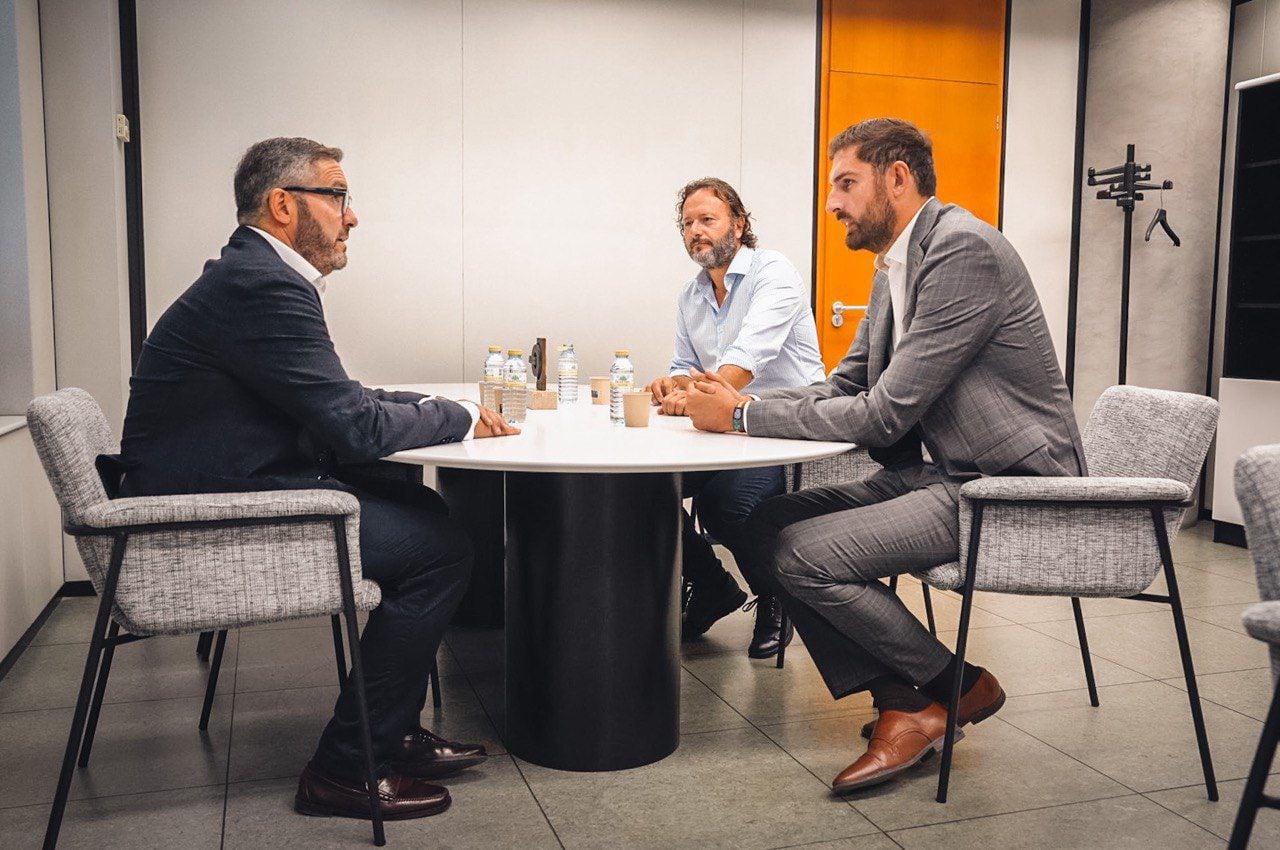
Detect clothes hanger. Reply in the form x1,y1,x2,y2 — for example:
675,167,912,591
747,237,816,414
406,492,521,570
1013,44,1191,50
1145,182,1181,247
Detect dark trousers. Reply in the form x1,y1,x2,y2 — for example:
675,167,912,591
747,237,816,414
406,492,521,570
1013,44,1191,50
747,465,962,699
313,475,472,778
682,465,785,596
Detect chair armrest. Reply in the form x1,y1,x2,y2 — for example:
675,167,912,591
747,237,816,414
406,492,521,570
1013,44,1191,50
74,489,360,531
959,476,1191,504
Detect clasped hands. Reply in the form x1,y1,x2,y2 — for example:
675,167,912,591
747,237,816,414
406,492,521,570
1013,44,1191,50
647,370,743,433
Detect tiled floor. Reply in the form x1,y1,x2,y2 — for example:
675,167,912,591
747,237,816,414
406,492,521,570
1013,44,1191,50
2,522,1278,848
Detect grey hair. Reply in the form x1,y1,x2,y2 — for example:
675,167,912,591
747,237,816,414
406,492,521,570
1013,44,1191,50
234,137,343,225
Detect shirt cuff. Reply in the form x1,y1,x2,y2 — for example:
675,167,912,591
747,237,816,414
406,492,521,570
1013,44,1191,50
418,396,480,441
741,399,752,436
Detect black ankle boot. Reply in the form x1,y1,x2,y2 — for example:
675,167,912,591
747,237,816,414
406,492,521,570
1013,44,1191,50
746,595,794,659
682,574,747,640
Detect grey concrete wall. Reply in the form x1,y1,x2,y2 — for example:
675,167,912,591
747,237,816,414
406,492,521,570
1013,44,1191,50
1073,0,1231,422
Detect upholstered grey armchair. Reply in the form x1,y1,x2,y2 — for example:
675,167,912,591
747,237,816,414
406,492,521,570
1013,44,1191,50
917,385,1221,806
26,388,388,848
1229,444,1280,849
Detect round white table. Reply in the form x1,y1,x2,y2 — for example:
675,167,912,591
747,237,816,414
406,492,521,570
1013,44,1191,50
383,383,853,771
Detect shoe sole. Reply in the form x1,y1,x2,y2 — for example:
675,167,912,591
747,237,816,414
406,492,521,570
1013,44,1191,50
859,688,1007,740
747,629,796,659
390,754,488,779
831,730,965,794
294,796,451,821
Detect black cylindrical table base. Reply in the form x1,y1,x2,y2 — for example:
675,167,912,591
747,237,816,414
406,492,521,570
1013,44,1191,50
504,471,682,771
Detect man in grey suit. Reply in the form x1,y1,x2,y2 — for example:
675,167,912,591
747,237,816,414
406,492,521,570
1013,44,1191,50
684,118,1085,793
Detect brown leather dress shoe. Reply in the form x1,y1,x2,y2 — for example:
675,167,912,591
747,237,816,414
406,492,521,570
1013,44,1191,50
391,727,488,779
833,704,961,794
294,760,451,820
859,668,1006,739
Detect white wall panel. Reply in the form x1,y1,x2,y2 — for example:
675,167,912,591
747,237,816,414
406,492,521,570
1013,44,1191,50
0,426,65,658
136,0,466,385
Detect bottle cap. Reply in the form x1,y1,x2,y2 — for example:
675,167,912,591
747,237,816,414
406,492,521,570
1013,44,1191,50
508,348,523,355
488,346,502,352
615,349,630,356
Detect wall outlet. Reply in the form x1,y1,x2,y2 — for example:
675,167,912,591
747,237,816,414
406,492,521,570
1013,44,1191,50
114,113,131,142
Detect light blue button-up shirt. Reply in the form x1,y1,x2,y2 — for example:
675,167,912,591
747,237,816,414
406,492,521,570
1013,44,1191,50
669,247,826,392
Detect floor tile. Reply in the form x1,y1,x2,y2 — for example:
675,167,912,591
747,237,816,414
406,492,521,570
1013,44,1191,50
1171,527,1251,565
998,680,1265,792
1179,557,1261,585
1147,775,1280,843
443,626,504,677
0,695,231,808
28,598,100,647
419,674,509,756
223,756,556,849
1185,603,1254,636
771,835,900,849
933,623,1150,696
682,644,875,725
1027,610,1268,679
0,633,236,713
1162,668,1275,721
518,726,879,848
889,794,1222,848
1146,568,1264,609
0,784,226,850
761,714,1127,831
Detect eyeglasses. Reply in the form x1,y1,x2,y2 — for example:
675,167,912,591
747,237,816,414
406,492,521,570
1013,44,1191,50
283,185,353,215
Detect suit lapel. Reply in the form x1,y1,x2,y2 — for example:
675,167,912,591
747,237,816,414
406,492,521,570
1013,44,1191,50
901,197,944,336
867,269,892,384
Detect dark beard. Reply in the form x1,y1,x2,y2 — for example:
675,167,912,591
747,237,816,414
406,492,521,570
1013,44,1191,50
294,202,346,275
688,227,739,270
843,184,896,253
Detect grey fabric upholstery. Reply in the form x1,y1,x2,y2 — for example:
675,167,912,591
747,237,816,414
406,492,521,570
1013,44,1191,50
917,386,1218,596
1234,444,1280,681
784,448,878,492
26,388,380,637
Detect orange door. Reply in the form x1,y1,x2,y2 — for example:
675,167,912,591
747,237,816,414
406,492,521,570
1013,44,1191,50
816,0,1006,370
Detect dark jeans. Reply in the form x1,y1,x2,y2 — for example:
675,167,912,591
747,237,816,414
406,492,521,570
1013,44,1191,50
682,465,785,597
312,475,472,779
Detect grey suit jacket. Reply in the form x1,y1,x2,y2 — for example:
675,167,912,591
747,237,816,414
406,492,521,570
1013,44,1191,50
748,198,1085,480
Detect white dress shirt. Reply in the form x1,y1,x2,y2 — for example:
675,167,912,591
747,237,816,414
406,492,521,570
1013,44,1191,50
246,226,479,439
873,198,932,350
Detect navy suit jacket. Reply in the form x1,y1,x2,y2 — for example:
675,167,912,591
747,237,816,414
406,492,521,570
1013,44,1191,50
118,226,470,496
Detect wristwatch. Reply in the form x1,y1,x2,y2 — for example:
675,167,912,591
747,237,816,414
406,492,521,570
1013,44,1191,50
731,400,749,434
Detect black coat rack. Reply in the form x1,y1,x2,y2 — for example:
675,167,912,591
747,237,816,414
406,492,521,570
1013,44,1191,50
1087,143,1179,385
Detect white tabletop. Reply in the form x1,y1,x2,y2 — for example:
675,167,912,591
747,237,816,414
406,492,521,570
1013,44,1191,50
383,383,853,474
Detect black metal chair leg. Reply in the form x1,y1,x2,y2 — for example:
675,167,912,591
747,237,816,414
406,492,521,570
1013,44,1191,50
1152,507,1218,802
937,503,983,804
196,630,214,661
198,631,229,731
921,583,937,637
429,660,442,709
888,574,899,592
333,520,385,846
77,620,120,768
331,614,348,684
1229,676,1280,849
1071,597,1101,707
45,534,127,850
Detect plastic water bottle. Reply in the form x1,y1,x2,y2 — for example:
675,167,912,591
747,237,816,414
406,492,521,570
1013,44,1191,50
557,344,579,405
504,349,528,424
481,346,504,410
609,349,634,425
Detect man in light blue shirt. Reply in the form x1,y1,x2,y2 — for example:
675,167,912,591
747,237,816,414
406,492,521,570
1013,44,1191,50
647,177,825,659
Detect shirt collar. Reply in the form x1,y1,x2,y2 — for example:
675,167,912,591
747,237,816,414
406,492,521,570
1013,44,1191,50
246,225,327,295
695,245,755,296
874,198,932,272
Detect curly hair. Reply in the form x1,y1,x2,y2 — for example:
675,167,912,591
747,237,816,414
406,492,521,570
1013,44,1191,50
674,177,758,249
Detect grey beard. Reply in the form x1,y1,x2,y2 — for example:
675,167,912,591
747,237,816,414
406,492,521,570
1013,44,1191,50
294,203,346,275
689,229,739,270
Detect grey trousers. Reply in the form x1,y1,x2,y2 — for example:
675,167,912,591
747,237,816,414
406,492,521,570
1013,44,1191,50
748,464,963,699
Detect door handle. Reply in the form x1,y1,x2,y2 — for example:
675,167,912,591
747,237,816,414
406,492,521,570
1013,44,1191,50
830,301,868,328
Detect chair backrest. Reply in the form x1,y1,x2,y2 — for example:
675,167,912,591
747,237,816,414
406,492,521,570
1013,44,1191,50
26,388,118,529
1236,445,1280,603
1082,385,1220,491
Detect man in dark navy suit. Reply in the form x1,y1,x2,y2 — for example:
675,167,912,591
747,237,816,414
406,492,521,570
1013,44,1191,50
120,137,517,820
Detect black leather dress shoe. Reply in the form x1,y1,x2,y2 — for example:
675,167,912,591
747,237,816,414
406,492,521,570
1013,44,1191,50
682,575,748,640
747,595,794,659
294,760,450,820
390,727,488,779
